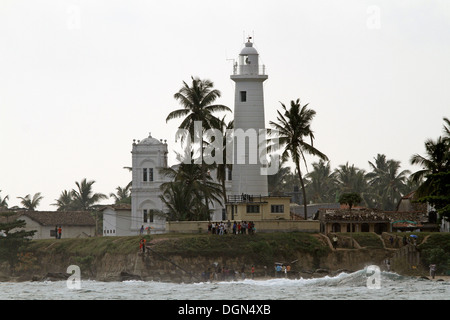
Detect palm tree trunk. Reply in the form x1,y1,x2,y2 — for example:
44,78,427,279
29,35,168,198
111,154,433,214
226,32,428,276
296,162,308,220
201,137,210,220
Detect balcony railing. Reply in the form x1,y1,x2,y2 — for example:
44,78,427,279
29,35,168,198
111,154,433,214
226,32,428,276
227,194,264,203
232,64,266,76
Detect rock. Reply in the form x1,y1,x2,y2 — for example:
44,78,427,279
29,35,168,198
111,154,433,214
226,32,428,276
314,268,329,274
43,272,70,281
120,271,142,281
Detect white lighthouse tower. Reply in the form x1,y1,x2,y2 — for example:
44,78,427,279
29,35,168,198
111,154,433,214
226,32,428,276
230,38,268,197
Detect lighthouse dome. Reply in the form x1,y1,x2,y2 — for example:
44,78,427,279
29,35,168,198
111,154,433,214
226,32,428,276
240,41,258,55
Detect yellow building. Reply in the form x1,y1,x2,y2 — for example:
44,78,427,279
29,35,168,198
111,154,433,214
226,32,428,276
226,194,291,221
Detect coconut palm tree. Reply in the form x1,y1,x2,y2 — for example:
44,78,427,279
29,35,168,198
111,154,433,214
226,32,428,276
443,117,450,140
334,162,371,207
166,77,231,218
52,190,75,211
269,98,328,219
214,116,233,204
366,154,410,210
71,179,107,211
410,136,450,196
268,159,294,195
166,76,231,146
17,193,43,211
0,190,9,211
159,181,200,221
305,160,337,203
159,159,223,221
109,185,131,205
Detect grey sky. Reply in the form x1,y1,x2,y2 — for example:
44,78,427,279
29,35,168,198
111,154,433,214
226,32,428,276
1,0,449,210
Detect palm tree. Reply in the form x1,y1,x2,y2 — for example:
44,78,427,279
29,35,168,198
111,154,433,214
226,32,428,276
0,190,9,211
366,154,410,210
109,185,131,205
17,193,43,211
269,98,328,219
268,160,294,195
214,116,233,204
71,179,107,211
52,190,75,211
410,136,450,197
410,118,450,219
166,77,231,218
159,181,200,221
159,160,223,221
443,117,450,140
334,163,370,207
305,160,337,203
166,76,231,146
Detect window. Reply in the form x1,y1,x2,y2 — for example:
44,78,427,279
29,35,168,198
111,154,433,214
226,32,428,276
271,205,284,213
246,205,260,213
227,167,232,181
143,168,154,182
143,209,148,223
149,168,154,182
143,168,148,182
240,91,247,102
144,209,154,223
149,209,154,223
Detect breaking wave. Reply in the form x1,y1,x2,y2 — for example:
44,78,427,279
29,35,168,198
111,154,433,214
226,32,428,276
1,268,448,300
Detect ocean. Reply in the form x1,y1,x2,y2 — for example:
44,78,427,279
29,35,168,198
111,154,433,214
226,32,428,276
1,268,449,301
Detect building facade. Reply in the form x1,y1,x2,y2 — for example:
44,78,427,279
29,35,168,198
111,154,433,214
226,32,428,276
230,38,269,197
226,195,291,221
15,211,96,240
130,133,169,234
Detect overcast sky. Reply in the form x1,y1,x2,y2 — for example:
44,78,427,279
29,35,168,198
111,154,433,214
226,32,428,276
1,0,449,211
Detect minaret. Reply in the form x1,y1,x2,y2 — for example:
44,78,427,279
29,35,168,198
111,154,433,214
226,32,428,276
230,38,268,197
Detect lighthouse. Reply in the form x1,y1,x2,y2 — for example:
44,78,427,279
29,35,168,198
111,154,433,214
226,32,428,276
230,38,268,197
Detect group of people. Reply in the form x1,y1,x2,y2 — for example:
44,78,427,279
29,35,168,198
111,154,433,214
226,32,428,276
275,264,291,278
54,226,62,239
208,220,256,235
139,238,147,253
388,234,418,247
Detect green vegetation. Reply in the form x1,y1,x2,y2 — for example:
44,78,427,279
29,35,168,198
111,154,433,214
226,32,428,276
350,232,384,249
269,98,328,219
418,233,450,274
23,233,329,268
0,212,36,271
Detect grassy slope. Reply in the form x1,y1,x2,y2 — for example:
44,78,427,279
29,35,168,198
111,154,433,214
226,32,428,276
26,232,329,263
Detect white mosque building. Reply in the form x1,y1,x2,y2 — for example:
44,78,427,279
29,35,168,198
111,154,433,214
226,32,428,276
103,38,268,235
103,132,232,235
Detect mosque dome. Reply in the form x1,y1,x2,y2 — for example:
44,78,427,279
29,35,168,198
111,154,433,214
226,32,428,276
138,133,164,145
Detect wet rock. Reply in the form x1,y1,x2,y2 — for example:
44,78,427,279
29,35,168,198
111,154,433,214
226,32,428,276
43,272,70,281
314,268,329,274
120,271,142,281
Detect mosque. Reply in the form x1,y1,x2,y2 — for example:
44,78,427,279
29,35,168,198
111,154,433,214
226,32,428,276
102,38,281,236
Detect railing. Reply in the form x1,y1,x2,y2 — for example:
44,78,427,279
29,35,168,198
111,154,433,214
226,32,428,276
227,194,264,203
232,64,266,76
